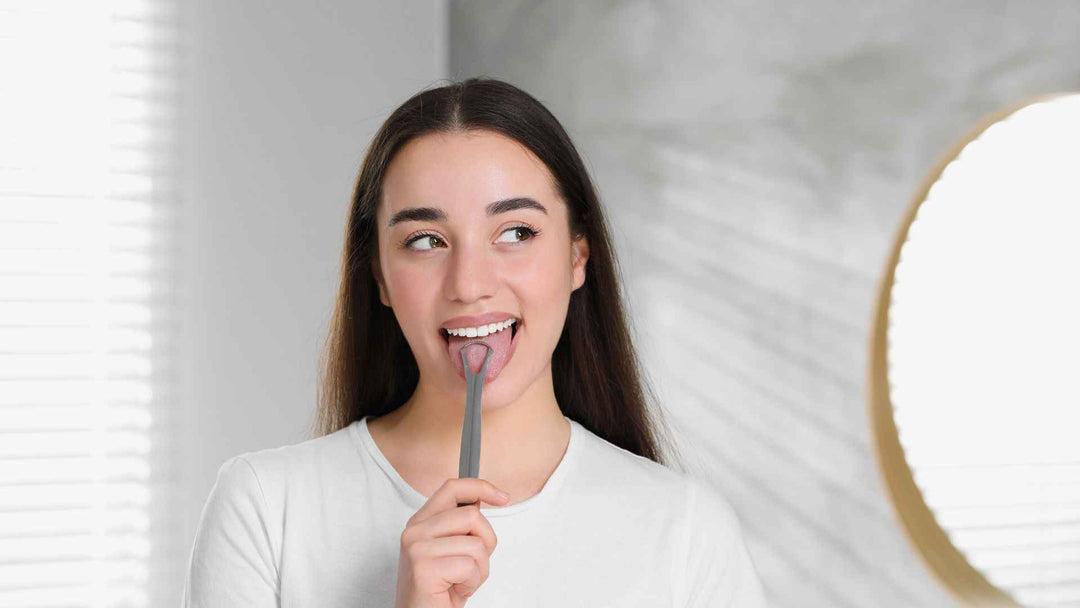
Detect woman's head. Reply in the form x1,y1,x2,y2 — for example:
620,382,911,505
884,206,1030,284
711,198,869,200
313,77,680,468
372,129,588,410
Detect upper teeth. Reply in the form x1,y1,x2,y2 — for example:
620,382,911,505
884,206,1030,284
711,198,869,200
445,318,517,338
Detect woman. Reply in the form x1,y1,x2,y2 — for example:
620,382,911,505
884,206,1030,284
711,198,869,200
182,77,766,607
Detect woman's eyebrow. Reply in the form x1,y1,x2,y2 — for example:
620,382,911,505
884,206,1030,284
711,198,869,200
387,197,548,227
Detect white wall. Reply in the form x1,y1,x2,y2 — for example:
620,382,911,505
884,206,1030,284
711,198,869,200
169,1,1080,604
448,1,1080,606
172,0,447,602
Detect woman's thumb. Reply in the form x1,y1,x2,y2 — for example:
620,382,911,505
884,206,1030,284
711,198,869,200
450,583,474,606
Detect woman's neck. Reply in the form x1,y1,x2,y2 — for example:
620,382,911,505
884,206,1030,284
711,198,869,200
366,368,572,505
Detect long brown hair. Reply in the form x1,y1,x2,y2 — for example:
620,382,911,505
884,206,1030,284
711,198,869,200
309,77,684,470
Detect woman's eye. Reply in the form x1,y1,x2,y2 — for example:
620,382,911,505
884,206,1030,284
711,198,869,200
406,226,537,251
495,226,537,244
406,234,444,251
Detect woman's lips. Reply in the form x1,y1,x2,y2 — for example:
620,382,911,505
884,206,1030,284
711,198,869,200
443,321,521,383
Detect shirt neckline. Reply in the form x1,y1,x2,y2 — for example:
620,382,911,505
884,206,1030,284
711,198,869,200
349,413,583,517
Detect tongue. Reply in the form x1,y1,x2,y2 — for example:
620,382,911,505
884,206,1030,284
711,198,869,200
447,326,512,381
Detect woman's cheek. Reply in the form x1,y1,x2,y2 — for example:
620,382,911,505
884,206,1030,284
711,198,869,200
388,266,436,333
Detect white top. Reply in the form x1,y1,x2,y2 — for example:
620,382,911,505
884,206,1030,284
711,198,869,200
181,415,767,607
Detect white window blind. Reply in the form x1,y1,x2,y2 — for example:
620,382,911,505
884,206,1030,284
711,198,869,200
0,1,179,606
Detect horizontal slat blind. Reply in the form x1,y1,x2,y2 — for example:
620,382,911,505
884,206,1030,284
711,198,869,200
0,0,178,606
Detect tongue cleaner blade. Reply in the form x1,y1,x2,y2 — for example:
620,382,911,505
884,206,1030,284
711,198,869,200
457,342,493,507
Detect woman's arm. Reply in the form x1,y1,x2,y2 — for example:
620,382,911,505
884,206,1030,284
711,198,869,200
676,476,768,607
181,456,279,607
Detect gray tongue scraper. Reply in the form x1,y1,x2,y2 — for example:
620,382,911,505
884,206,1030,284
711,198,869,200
457,342,494,508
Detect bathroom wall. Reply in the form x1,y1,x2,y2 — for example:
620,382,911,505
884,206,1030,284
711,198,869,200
448,1,1080,606
173,1,446,603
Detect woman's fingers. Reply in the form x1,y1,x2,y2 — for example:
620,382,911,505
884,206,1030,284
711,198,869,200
394,478,509,607
408,477,510,525
406,502,500,556
411,534,491,583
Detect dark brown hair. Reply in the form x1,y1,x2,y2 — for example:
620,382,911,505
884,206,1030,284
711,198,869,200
309,77,683,470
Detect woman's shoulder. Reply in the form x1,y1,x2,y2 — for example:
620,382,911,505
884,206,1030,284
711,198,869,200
219,420,363,494
570,420,749,527
569,419,691,496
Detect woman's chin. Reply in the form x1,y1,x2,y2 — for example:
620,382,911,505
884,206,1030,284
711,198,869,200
452,371,511,401
449,368,529,413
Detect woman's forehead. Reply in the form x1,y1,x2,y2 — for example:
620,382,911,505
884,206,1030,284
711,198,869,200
381,131,558,221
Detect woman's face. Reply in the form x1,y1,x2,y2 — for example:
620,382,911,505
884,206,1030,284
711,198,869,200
373,129,589,409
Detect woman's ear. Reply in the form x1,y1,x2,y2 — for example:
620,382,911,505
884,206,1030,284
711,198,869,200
570,234,589,292
371,258,391,307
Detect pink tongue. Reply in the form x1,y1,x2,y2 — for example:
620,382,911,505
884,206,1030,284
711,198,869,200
447,325,512,380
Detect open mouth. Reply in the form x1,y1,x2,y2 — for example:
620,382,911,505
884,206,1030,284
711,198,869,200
440,318,521,382
440,319,519,343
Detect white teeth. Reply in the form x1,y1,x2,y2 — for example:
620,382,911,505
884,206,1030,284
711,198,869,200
445,318,516,338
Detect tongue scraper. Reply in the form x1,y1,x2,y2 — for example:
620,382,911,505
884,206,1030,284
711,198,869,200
457,342,494,508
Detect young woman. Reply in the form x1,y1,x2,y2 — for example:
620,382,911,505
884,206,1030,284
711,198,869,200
182,77,766,607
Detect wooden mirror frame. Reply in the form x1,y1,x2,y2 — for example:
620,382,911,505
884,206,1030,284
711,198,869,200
867,91,1077,607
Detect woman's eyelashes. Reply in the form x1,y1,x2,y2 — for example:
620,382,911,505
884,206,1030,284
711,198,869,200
495,224,541,244
401,231,444,251
401,224,542,252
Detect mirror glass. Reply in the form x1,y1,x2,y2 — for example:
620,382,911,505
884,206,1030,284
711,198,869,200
876,93,1080,607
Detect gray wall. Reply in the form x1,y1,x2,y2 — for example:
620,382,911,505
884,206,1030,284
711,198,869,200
173,0,446,603
448,1,1080,606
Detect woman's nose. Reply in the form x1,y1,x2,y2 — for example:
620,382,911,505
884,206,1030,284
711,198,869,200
444,240,499,303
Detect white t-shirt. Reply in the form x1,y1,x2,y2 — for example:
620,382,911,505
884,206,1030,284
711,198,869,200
181,415,767,607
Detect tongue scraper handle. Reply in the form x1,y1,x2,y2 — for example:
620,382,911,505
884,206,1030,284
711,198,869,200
457,342,493,508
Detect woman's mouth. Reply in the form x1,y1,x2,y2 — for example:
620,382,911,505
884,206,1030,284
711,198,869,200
439,318,519,343
440,318,521,383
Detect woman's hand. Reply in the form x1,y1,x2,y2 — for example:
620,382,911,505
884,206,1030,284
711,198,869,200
394,478,510,608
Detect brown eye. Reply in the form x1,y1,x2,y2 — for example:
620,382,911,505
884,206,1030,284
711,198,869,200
496,226,538,244
406,233,444,251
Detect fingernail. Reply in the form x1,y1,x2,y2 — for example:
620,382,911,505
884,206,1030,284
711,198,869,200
497,490,510,500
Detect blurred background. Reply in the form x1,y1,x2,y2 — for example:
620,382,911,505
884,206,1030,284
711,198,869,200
2,1,1078,606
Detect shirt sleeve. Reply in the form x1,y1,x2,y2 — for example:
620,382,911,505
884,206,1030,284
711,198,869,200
677,476,768,607
181,455,280,607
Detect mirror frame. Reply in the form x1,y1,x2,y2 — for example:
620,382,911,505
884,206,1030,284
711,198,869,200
867,91,1077,607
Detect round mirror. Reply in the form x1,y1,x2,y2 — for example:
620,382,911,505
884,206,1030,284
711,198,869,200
869,92,1080,607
